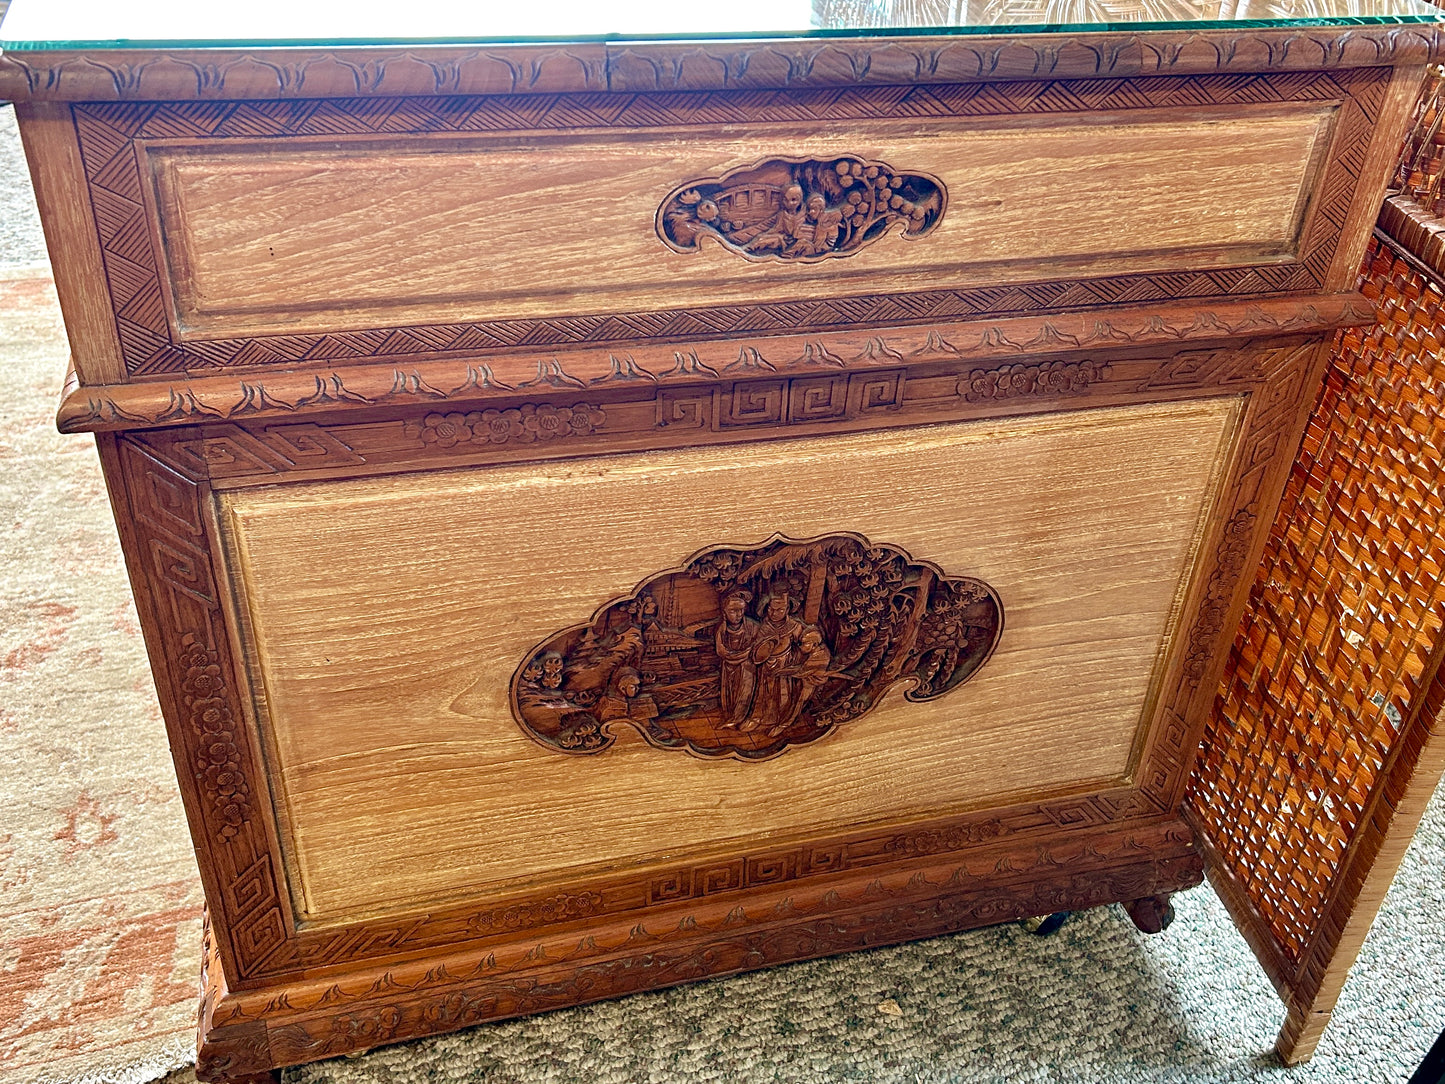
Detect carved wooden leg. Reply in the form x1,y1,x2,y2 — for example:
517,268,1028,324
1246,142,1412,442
1123,893,1176,934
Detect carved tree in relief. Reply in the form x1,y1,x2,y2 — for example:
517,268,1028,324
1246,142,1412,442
657,157,946,262
509,533,1002,760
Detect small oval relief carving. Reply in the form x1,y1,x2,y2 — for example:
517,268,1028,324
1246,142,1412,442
657,157,947,263
509,533,1001,761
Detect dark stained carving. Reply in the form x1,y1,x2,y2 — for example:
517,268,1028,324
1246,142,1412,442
510,533,1002,760
658,157,945,261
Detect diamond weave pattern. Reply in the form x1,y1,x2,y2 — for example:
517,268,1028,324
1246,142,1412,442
1189,237,1445,960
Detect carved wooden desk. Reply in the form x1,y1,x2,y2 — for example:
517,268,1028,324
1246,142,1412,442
3,2,1442,1078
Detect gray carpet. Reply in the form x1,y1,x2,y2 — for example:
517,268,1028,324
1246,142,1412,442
1,101,1442,1083
279,795,1444,1084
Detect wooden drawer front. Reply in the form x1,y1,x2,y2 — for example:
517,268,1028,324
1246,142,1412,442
217,399,1240,926
74,69,1384,378
150,111,1329,338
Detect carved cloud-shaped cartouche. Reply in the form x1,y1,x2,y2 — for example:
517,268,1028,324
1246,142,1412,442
508,532,1001,761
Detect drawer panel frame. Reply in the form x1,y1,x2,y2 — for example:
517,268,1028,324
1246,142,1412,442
66,67,1388,380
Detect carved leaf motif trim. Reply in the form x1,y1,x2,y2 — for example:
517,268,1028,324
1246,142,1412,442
658,156,946,262
507,532,1002,760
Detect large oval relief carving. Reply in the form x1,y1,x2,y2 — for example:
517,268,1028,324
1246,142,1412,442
657,156,947,263
509,533,1001,761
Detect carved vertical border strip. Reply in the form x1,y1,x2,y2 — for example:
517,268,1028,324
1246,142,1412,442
1136,340,1331,816
97,432,292,981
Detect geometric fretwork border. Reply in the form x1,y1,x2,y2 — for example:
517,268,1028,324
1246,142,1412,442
74,68,1385,378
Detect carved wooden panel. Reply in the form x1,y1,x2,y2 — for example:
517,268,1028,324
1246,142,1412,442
218,400,1239,926
657,156,946,261
511,533,1002,759
144,110,1326,338
89,331,1324,1005
67,67,1386,377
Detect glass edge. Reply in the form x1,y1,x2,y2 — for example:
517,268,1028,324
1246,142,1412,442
2,14,1442,53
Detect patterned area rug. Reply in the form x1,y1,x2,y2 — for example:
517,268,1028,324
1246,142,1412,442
0,270,204,1084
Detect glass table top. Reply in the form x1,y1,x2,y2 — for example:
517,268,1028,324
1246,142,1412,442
0,0,1440,51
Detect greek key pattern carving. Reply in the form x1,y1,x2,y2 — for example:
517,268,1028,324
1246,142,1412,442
263,858,1199,1059
166,341,1316,486
204,833,1204,1070
115,435,291,981
58,299,1368,435
505,534,1003,760
69,68,1383,378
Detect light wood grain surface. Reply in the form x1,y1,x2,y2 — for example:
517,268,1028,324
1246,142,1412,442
13,102,129,384
150,107,1333,339
219,399,1241,923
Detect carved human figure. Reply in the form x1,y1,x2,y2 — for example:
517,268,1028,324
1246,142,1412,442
714,590,759,727
506,533,1002,758
745,184,807,253
804,194,844,254
768,626,840,736
743,591,805,732
597,666,659,730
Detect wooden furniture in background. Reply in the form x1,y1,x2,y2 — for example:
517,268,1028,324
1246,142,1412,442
2,2,1442,1078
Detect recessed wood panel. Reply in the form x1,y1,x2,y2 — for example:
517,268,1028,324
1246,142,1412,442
151,107,1333,338
218,399,1241,924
